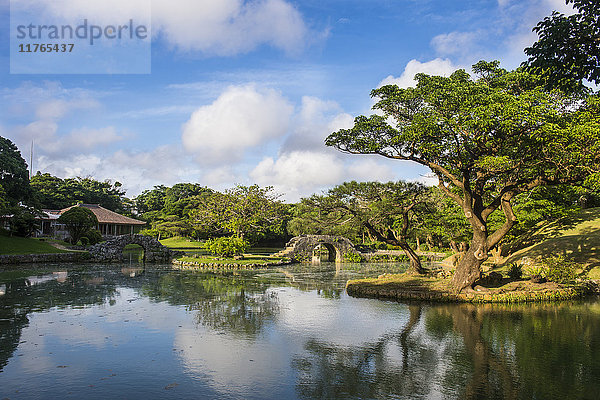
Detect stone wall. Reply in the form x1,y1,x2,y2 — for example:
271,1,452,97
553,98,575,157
0,252,90,264
89,234,181,262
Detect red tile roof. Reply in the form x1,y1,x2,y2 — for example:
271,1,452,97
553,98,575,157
60,204,146,225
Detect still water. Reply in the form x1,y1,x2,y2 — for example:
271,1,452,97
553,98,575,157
1,262,599,400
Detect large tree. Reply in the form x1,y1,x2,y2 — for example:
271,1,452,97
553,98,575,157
326,62,600,292
0,136,32,205
523,0,600,93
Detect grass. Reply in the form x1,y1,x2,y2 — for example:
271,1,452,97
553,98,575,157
176,254,289,265
505,207,600,270
160,236,205,249
0,233,70,255
346,272,594,303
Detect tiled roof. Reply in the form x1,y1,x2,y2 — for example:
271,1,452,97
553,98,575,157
60,204,146,225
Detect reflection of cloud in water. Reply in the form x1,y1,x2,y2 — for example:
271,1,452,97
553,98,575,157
275,289,409,347
24,271,68,286
0,284,5,295
174,327,294,398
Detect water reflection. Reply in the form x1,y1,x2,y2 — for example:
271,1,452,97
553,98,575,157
0,265,599,399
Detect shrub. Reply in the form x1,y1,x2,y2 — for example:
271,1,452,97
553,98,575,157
507,262,523,280
343,252,363,263
205,236,249,258
79,237,89,246
542,255,579,284
85,229,103,245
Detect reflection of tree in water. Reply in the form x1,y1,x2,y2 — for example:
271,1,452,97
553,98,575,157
141,272,279,336
293,302,600,400
427,303,600,399
293,305,444,399
0,270,117,372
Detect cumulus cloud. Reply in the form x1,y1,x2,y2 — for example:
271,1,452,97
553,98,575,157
36,145,201,196
15,0,310,56
378,58,462,88
250,150,344,201
182,84,293,164
282,96,353,152
430,31,481,58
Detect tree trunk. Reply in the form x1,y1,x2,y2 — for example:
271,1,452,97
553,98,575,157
399,241,425,275
450,240,459,253
451,233,488,292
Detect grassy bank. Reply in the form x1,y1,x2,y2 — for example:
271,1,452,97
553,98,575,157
160,236,205,249
506,207,600,272
346,273,596,303
0,233,70,255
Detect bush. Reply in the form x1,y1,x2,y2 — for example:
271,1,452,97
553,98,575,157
205,236,249,258
343,252,363,263
79,237,89,246
507,262,523,280
84,229,103,245
542,255,579,284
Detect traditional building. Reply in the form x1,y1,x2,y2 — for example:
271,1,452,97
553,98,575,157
38,204,146,238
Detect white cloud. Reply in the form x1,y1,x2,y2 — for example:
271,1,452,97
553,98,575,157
182,84,293,164
15,0,310,56
430,31,481,57
35,145,201,196
282,96,353,152
378,58,462,88
250,150,345,201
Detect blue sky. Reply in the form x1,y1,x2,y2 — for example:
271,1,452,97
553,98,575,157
0,0,572,201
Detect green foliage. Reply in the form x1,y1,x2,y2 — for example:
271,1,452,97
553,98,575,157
542,255,580,284
205,236,250,258
343,252,364,263
79,236,89,246
507,262,523,280
0,136,32,206
523,0,600,92
7,207,38,237
325,62,600,289
58,206,99,244
84,229,103,245
31,173,127,211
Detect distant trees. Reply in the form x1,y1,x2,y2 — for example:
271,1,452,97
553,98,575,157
326,62,600,291
136,184,290,244
31,173,127,212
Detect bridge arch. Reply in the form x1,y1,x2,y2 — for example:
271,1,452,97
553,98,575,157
276,235,359,262
89,234,180,262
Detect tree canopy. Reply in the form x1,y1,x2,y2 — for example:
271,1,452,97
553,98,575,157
31,173,127,212
0,136,32,206
523,0,600,93
57,206,99,244
326,61,600,291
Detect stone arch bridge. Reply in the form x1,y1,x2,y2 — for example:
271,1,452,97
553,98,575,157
89,234,182,262
275,235,360,262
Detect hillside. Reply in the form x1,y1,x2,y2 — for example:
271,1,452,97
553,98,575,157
506,207,600,272
0,231,69,255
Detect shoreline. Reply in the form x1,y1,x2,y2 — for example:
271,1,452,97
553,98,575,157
346,274,599,303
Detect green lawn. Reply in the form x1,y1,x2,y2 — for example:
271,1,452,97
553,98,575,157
0,234,70,255
160,236,205,249
506,207,600,271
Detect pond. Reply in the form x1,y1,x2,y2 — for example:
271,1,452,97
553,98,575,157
1,262,599,399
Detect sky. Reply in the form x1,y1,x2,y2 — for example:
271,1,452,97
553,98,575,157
0,0,574,202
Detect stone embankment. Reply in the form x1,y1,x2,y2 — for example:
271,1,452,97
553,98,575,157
0,252,90,264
